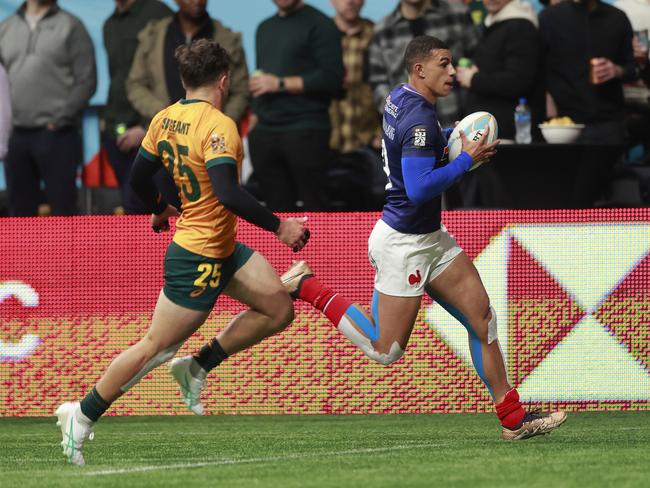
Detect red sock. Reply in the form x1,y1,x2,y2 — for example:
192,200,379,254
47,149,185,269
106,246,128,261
495,389,525,429
297,276,351,325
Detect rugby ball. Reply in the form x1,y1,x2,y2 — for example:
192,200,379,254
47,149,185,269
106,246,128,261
447,111,498,171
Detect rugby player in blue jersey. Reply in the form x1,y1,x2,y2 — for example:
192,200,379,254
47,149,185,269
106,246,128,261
282,35,567,440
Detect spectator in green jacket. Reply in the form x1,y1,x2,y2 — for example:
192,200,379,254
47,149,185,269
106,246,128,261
249,0,344,211
103,0,176,214
0,0,96,216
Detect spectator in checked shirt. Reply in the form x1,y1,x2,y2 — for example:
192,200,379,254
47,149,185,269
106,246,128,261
326,0,385,210
369,0,478,125
329,0,381,153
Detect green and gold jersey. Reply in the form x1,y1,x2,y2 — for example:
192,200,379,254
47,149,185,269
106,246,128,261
139,99,243,258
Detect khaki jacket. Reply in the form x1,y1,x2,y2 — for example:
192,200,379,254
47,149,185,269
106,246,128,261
127,17,249,124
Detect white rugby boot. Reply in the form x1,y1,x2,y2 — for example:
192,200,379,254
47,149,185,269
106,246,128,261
169,356,207,416
280,260,314,299
55,402,94,466
502,410,568,440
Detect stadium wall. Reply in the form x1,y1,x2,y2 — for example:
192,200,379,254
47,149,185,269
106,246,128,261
1,209,649,416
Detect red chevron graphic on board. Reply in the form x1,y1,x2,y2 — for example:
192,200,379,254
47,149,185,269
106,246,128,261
594,252,650,373
507,237,586,385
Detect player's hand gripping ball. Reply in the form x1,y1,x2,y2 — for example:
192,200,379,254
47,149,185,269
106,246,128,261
447,111,498,170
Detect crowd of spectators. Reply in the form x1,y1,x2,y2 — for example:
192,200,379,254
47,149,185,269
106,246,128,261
0,0,649,216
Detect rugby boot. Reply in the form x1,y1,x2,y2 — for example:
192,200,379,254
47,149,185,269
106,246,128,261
55,401,94,466
280,260,314,299
502,410,567,440
169,356,207,416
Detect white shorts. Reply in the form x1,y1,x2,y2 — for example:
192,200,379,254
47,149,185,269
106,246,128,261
368,219,462,297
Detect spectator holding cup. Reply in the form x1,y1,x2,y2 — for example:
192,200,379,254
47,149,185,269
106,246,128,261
614,0,650,84
539,0,636,145
540,0,637,206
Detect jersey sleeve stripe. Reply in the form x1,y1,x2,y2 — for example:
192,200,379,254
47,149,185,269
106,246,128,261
206,156,237,169
138,147,159,162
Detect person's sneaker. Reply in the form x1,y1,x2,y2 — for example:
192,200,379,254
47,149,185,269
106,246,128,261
169,356,207,416
55,402,94,466
280,261,313,299
502,410,567,440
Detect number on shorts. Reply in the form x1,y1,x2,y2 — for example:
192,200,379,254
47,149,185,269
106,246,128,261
381,139,393,190
194,263,222,289
157,141,201,202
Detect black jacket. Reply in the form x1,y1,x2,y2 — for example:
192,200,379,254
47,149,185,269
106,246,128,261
465,19,543,139
539,1,636,124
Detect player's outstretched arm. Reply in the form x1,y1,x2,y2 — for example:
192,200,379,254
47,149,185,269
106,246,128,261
208,163,309,252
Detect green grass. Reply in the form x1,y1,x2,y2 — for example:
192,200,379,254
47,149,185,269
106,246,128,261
1,412,649,487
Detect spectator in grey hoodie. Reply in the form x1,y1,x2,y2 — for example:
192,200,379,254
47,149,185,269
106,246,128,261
0,0,96,216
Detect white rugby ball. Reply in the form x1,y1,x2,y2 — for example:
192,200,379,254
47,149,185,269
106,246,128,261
447,111,498,171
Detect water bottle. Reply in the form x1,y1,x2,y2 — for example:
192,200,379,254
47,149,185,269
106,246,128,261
514,97,532,144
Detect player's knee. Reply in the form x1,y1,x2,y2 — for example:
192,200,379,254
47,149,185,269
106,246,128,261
471,305,497,344
133,338,157,366
486,305,498,344
120,340,183,393
268,291,294,333
366,342,404,366
140,336,181,364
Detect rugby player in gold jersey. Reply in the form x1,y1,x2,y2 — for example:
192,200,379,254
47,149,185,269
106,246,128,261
55,39,309,465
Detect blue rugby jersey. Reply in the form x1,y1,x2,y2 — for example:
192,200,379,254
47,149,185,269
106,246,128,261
380,84,451,234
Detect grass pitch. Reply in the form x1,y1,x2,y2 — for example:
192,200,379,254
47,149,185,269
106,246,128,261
1,412,649,487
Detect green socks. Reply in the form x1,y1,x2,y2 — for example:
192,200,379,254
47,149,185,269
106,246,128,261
80,387,110,422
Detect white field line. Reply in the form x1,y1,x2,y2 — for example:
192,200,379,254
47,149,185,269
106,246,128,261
2,431,231,438
82,443,440,476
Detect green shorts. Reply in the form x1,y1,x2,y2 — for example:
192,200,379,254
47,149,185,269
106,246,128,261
163,241,254,311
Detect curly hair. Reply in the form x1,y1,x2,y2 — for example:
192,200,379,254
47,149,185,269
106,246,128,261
174,39,231,89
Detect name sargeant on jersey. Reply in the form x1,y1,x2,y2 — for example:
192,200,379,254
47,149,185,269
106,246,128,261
161,117,192,135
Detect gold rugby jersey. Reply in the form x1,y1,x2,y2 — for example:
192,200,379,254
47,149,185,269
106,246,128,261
139,99,243,258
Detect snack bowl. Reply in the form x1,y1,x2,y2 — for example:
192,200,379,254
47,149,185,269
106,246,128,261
538,123,585,144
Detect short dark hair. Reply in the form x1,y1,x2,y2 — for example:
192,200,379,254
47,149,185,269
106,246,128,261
174,39,231,89
404,35,450,73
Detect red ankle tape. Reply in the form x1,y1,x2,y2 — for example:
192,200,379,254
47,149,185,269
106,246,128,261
496,389,525,429
321,294,350,324
298,277,351,325
297,277,326,304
